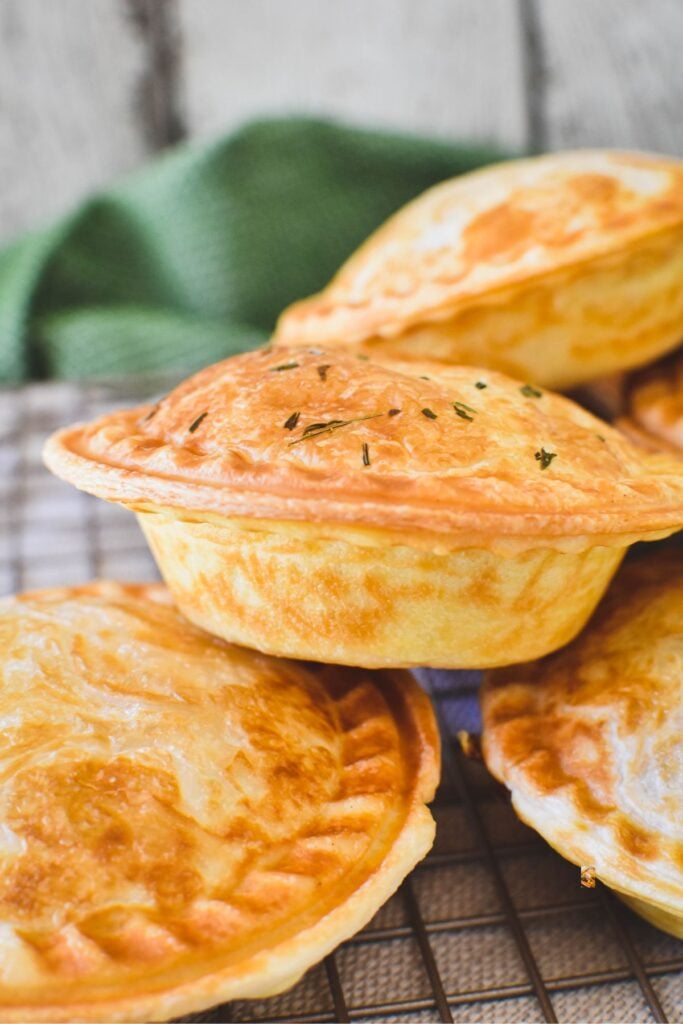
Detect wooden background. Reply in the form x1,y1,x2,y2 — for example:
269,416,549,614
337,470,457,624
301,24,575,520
1,0,682,245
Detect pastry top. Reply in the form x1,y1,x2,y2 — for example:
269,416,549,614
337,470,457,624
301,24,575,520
275,150,683,346
482,551,683,914
0,581,438,1019
44,347,683,549
619,349,683,452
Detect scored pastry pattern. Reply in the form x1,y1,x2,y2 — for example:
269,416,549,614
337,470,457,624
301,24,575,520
0,583,432,1002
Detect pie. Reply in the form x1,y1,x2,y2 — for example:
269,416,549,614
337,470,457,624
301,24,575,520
0,581,438,1022
43,347,683,668
275,151,683,389
616,347,683,453
482,549,683,937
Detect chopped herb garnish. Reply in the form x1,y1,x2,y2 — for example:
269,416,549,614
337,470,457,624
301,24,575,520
188,411,208,433
356,354,369,361
453,401,476,421
388,408,401,417
421,408,437,419
317,364,331,381
303,420,344,435
142,406,158,422
288,412,384,446
475,381,487,390
272,361,299,372
362,443,370,467
521,384,543,398
419,375,431,380
283,411,300,430
534,448,557,470
596,433,606,442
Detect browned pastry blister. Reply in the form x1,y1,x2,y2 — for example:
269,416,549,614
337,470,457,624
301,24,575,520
482,550,683,937
44,346,683,668
0,581,438,1022
275,151,683,389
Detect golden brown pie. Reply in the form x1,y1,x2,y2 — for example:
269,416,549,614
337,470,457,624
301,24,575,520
616,347,683,453
44,347,683,669
275,151,683,389
482,549,683,937
0,581,438,1022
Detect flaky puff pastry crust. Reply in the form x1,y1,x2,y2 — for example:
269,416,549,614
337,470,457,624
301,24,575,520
616,348,683,454
275,151,683,389
44,348,683,667
0,582,438,1022
482,550,683,937
43,347,683,543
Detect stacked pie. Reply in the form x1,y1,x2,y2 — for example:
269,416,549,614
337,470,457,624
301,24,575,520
45,347,683,671
275,150,683,389
0,583,438,1021
3,149,683,1020
482,550,683,939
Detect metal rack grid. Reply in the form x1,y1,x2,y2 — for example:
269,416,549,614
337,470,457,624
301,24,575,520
1,377,682,1024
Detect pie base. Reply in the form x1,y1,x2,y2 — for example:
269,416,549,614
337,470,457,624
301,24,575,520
349,229,683,390
138,510,625,668
618,895,683,939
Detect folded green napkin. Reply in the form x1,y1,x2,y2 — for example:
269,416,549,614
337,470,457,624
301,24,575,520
0,118,508,383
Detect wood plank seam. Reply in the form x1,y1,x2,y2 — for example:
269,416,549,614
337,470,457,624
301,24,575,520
518,0,547,153
125,0,186,148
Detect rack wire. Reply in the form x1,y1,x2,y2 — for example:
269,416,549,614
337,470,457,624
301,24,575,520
2,377,681,1024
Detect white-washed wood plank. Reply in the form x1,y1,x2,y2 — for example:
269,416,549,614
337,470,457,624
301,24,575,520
537,0,683,155
0,0,150,243
177,0,527,149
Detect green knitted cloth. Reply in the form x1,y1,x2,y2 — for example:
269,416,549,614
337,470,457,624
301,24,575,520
0,118,508,382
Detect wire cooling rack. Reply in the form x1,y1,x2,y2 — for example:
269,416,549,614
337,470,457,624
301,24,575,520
1,377,682,1024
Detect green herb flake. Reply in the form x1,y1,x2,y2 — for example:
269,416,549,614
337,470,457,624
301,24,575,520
356,354,369,361
596,433,606,442
362,443,370,467
303,419,345,435
142,405,159,423
521,384,543,398
475,381,487,390
419,375,431,380
288,412,384,446
271,361,299,372
453,401,476,421
534,448,557,470
421,408,437,420
283,412,300,431
388,408,401,417
188,411,208,434
317,364,331,381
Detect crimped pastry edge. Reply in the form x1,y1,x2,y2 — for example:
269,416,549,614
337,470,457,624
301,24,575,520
43,424,683,553
0,585,439,1021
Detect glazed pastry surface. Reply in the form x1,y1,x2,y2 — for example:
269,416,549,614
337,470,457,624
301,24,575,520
275,151,683,388
0,582,438,1021
43,347,683,546
482,551,683,928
